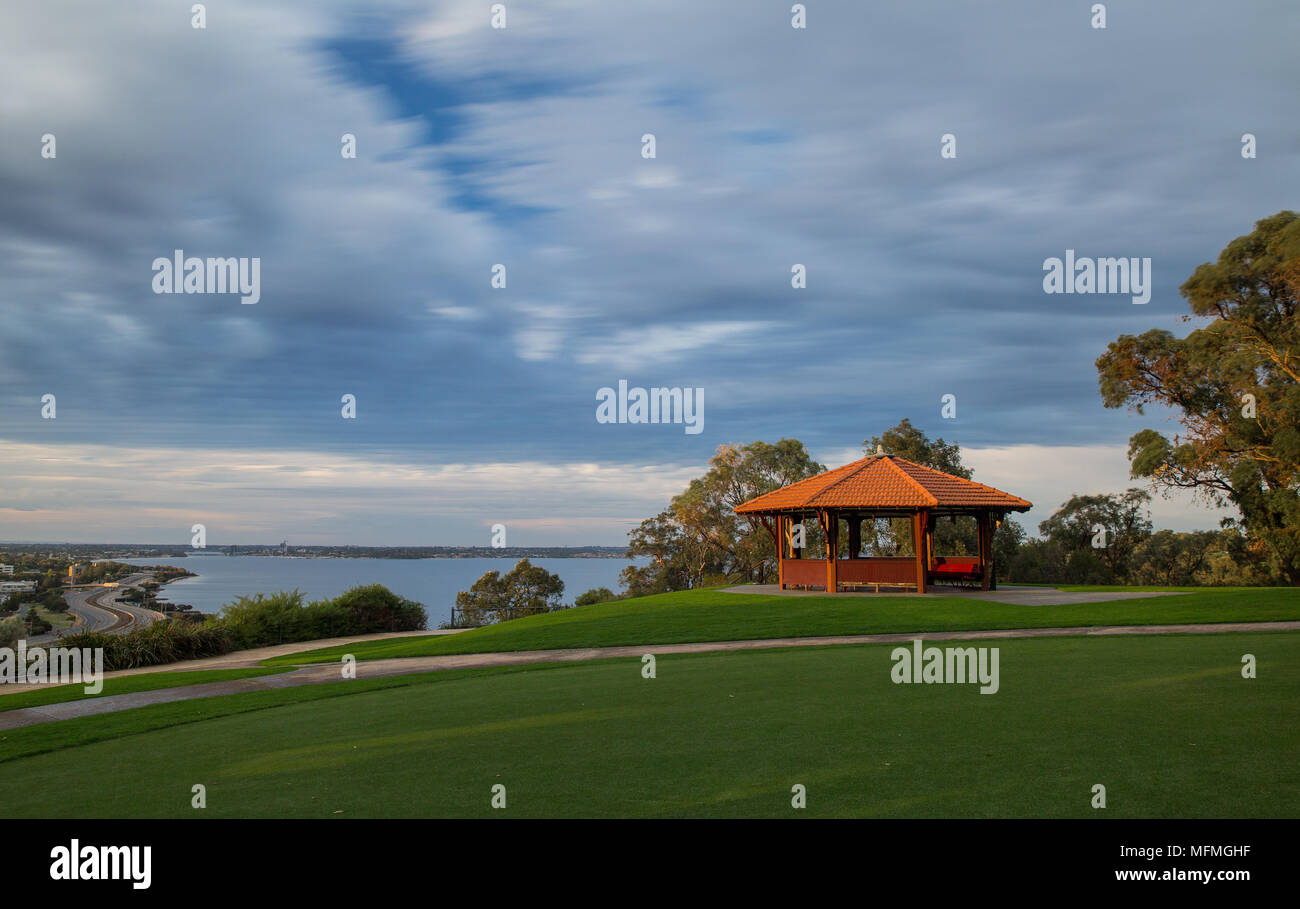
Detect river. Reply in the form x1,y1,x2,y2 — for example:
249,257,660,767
119,555,641,627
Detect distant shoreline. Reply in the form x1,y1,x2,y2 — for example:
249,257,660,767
2,545,630,560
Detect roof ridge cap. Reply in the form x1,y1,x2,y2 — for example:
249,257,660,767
882,455,939,507
792,455,873,507
895,458,1032,505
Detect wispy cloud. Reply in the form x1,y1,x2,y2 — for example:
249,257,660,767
0,0,1287,541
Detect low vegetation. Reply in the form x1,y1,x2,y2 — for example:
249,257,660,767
0,615,23,649
52,584,425,671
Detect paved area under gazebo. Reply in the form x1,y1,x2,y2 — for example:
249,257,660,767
722,584,1181,606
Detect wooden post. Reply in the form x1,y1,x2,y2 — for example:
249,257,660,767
913,510,928,593
777,515,786,589
977,512,992,590
925,514,934,573
991,515,1000,591
848,515,861,559
821,510,838,593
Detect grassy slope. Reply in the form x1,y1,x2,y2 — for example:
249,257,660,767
0,667,291,713
0,665,571,764
268,586,1300,665
1,632,1296,817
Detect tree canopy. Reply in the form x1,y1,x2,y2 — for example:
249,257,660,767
455,558,566,625
862,418,994,557
1036,488,1153,580
1096,210,1300,582
622,439,824,595
865,418,971,478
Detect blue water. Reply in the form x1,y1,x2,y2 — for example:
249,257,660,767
119,556,640,627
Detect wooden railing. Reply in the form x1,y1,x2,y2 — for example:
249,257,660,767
782,559,825,588
836,557,916,585
781,557,918,589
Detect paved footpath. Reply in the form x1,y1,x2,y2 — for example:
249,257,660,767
2,621,1298,732
723,584,1185,605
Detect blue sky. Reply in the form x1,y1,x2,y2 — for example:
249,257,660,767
0,0,1294,545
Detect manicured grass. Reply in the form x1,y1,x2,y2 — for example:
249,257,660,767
269,586,1300,665
1056,585,1267,592
0,667,291,713
1,632,1295,817
0,665,568,765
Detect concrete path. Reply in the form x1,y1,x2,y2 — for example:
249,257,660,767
3,628,458,690
2,620,1297,732
722,584,1183,605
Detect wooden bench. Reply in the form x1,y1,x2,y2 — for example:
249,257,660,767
839,580,918,593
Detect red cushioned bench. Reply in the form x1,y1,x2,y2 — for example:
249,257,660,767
930,557,982,585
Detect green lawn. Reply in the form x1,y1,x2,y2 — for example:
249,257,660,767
0,667,291,713
0,631,1295,817
1056,585,1255,592
269,586,1300,665
32,606,75,628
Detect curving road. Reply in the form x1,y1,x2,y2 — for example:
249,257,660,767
61,573,166,636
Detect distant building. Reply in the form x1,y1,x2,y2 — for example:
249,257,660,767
67,564,82,581
0,580,36,595
0,564,14,575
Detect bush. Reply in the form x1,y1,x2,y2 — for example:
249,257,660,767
0,615,24,649
219,585,426,649
57,622,237,671
328,584,427,634
574,587,618,607
47,584,427,671
220,590,314,649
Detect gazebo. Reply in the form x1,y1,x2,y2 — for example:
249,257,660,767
735,454,1031,593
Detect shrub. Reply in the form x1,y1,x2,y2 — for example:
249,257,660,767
327,584,427,635
46,585,427,671
0,615,24,649
219,585,426,649
574,587,618,607
220,590,312,649
57,622,236,671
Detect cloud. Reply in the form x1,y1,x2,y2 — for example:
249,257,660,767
0,0,1288,541
576,321,773,369
0,439,699,544
817,442,1233,534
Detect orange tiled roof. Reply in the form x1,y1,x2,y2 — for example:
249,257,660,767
734,455,1031,513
